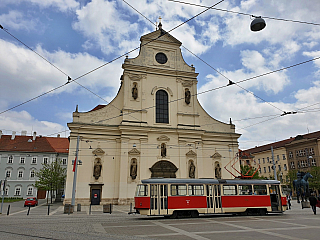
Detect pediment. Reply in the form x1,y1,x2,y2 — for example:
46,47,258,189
211,152,222,159
128,148,141,155
157,135,170,141
186,150,197,157
92,148,105,156
141,29,182,46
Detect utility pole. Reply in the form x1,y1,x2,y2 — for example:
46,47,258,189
1,176,7,214
271,146,277,180
71,135,80,209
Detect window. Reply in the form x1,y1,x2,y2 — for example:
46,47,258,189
62,158,67,165
268,166,271,172
282,154,286,160
156,90,169,123
259,168,261,174
5,187,9,195
253,185,267,195
20,157,25,164
297,161,301,168
258,159,260,164
263,167,266,173
284,164,287,171
310,148,314,155
311,158,317,166
18,170,23,178
267,157,269,163
15,187,21,196
188,185,204,196
27,187,33,195
290,161,295,169
171,185,187,196
223,185,237,195
289,152,293,158
6,170,11,178
32,157,37,164
43,157,48,164
30,170,35,178
263,158,265,164
8,155,13,164
296,150,299,157
136,185,148,196
238,185,253,195
277,155,280,161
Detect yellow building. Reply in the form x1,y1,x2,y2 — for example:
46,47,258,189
65,25,240,205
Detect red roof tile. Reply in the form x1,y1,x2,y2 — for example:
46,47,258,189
0,135,69,153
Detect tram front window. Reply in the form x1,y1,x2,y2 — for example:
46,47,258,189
136,184,148,196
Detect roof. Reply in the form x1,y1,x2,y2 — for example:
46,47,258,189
0,135,69,153
88,105,107,112
242,130,320,154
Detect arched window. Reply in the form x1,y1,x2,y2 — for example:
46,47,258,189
156,90,169,123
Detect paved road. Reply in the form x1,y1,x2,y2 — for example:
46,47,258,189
0,200,319,240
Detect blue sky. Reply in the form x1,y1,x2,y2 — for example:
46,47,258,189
1,0,320,149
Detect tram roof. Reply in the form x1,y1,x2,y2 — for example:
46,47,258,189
141,178,280,185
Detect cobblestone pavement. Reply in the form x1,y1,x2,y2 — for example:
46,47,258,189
0,200,319,240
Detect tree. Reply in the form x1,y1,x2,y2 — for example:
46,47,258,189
286,169,298,190
34,159,66,204
240,165,263,179
309,166,320,195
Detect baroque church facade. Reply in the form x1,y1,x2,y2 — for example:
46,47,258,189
65,26,241,205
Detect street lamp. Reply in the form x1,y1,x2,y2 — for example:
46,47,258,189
250,16,266,31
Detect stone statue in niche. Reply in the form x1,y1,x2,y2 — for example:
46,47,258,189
161,143,166,157
215,162,221,179
132,82,138,100
185,88,191,105
130,159,137,180
189,161,195,178
93,158,102,180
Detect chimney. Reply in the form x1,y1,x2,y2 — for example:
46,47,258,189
11,131,16,140
0,130,2,139
21,130,27,136
33,131,37,141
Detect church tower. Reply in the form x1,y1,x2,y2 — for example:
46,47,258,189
65,25,241,205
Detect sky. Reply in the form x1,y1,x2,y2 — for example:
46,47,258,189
1,0,320,150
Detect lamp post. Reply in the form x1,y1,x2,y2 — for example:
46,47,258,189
71,135,80,210
271,146,277,180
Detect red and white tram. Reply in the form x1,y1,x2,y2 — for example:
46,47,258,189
134,178,287,218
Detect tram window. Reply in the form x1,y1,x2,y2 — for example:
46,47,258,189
136,184,148,196
171,185,187,196
151,185,158,196
223,185,237,195
238,185,253,195
188,185,204,196
253,185,267,195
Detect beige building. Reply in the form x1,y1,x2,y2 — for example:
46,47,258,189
64,25,241,205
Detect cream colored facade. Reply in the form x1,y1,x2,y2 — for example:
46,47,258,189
64,28,241,205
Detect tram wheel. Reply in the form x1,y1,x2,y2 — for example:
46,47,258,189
191,210,199,218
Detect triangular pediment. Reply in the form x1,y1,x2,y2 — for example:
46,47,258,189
92,148,105,156
141,29,182,46
186,150,197,157
128,148,141,155
157,135,170,141
211,152,222,159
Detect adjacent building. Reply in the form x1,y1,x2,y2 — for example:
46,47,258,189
0,131,69,199
65,24,241,206
242,131,320,182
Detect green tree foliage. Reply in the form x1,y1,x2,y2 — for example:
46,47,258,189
309,166,320,192
240,165,263,179
286,169,298,190
34,159,66,204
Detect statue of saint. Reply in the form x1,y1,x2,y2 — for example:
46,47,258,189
189,161,195,178
185,88,191,105
161,143,166,157
130,159,137,180
93,159,102,180
132,83,138,100
215,162,221,179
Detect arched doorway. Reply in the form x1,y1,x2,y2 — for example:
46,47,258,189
149,160,178,178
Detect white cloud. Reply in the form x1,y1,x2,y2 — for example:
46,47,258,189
0,10,37,31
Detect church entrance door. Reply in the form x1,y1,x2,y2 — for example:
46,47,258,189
149,160,178,178
91,189,101,205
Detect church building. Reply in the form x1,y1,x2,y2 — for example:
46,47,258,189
65,24,241,205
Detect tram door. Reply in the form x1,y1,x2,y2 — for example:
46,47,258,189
206,185,222,213
150,184,168,215
269,185,282,212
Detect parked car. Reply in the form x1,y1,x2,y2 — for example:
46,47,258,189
24,197,38,207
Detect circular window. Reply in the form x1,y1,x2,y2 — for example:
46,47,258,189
155,53,168,64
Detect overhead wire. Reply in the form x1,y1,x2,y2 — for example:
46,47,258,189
168,0,320,26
